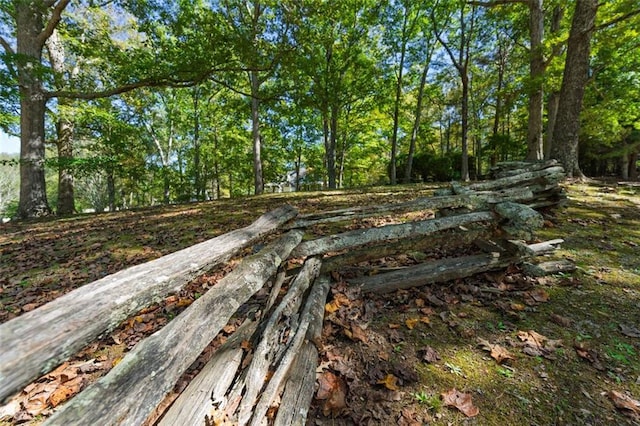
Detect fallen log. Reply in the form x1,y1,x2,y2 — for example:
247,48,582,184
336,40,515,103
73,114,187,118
248,274,331,426
157,319,259,426
350,252,514,293
464,166,565,193
320,227,493,273
522,260,576,277
44,230,304,426
291,211,495,258
286,187,533,229
494,202,544,239
233,257,322,425
0,205,298,404
490,160,559,178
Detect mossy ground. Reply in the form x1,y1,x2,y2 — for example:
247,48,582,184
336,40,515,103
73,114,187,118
1,182,639,425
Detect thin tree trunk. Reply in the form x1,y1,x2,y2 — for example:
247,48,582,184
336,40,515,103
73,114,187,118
551,0,598,177
250,71,264,195
404,50,430,183
327,103,338,189
525,0,544,161
46,29,75,215
390,13,409,186
193,87,202,200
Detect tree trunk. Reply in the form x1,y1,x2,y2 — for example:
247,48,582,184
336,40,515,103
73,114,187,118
525,0,545,161
250,71,264,195
551,0,598,177
327,103,338,189
16,2,52,218
193,87,202,200
461,72,470,181
46,29,75,215
404,52,430,183
544,91,560,159
390,13,409,186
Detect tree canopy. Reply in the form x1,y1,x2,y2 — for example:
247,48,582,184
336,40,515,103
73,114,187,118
1,0,639,218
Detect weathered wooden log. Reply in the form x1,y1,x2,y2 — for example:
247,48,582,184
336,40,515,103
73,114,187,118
291,211,495,258
272,342,319,426
234,257,322,425
465,166,566,193
321,227,493,273
522,260,576,277
351,252,515,293
494,202,544,239
0,205,298,404
490,160,559,178
44,230,304,426
286,187,534,229
248,274,331,426
157,320,259,426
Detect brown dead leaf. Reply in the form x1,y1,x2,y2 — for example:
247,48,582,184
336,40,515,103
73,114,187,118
377,374,400,391
573,342,604,371
478,338,515,364
345,323,368,343
419,316,431,324
550,313,572,327
325,300,340,314
608,390,640,419
441,388,479,417
510,303,526,312
405,318,419,330
49,377,83,407
388,323,401,329
417,346,441,364
316,371,347,417
518,330,562,359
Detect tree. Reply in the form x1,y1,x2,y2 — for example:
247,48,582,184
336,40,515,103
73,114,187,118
551,0,599,177
431,0,479,181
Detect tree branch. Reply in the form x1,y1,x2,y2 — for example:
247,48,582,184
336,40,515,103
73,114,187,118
468,0,526,5
0,35,14,55
38,0,72,47
595,8,640,30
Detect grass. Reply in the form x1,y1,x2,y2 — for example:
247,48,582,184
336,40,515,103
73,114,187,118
1,181,639,425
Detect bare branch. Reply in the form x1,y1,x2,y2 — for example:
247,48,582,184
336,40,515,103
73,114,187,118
468,0,526,6
0,35,14,55
596,8,640,30
37,0,72,47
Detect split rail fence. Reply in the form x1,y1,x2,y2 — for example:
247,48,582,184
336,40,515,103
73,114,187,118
0,160,572,425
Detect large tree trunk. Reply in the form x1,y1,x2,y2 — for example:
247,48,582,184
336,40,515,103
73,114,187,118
16,2,53,218
525,0,544,161
250,71,264,195
551,0,598,178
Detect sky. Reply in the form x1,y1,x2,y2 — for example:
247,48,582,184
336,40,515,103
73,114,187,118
0,131,19,155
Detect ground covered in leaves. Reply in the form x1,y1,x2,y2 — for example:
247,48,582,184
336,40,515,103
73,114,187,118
1,182,639,425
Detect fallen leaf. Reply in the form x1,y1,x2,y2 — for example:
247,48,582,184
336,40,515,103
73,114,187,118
619,324,640,338
550,313,572,327
441,388,479,417
316,371,347,416
345,324,368,343
377,374,400,391
405,318,419,330
518,330,562,359
419,316,431,324
478,338,515,364
388,323,401,329
417,346,441,364
510,303,526,312
608,390,640,419
574,342,605,371
325,300,340,314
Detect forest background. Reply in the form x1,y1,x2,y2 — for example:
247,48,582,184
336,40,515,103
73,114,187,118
0,0,639,219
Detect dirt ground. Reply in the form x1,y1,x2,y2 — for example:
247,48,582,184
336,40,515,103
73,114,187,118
1,182,639,425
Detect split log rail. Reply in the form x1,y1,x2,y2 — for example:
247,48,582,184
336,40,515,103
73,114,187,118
0,161,571,425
